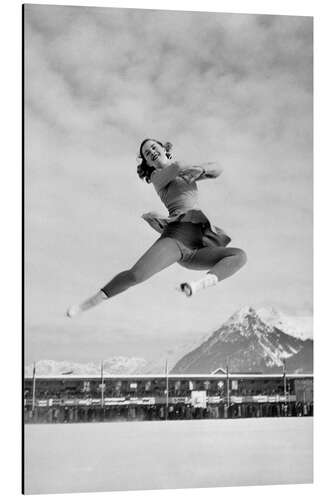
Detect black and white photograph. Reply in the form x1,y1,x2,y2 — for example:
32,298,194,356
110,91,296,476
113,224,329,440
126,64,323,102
23,3,313,495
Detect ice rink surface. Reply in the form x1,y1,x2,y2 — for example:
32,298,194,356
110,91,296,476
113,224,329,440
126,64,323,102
24,417,313,494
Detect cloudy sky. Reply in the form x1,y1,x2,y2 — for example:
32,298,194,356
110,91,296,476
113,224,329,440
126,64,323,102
24,5,313,366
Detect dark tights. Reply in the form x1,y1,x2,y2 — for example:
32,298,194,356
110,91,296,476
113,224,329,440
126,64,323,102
101,237,246,298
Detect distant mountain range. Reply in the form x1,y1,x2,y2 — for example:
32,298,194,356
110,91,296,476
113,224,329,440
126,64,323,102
25,306,313,377
24,357,150,377
171,306,313,374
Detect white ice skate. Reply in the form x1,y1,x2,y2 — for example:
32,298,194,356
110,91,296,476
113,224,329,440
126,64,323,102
66,304,81,318
178,274,218,298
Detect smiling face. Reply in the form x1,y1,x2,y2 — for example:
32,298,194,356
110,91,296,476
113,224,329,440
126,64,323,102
141,139,170,169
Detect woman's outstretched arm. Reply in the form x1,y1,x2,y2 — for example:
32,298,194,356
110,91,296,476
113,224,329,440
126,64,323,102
151,161,222,190
178,162,223,183
197,162,223,179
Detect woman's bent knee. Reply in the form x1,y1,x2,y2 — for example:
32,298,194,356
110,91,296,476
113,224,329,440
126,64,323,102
235,248,247,266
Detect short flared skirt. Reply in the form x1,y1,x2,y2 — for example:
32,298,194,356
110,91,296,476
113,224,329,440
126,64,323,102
146,209,231,263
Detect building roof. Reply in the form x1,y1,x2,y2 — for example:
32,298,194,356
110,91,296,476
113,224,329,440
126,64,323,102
25,372,314,381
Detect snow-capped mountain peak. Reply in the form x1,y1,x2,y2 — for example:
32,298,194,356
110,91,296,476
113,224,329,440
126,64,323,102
227,305,258,323
221,305,275,340
172,305,313,374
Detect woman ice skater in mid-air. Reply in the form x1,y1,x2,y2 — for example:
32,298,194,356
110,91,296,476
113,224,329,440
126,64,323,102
66,139,247,317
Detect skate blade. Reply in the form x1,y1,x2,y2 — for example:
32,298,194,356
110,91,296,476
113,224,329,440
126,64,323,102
176,283,193,297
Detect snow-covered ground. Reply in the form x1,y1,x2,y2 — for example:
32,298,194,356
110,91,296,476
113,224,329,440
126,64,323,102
24,418,313,494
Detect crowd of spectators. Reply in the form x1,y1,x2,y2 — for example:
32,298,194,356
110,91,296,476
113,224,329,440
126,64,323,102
24,399,313,424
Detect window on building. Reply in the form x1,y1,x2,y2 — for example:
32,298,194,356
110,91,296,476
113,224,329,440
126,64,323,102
217,380,224,391
203,380,210,391
231,380,238,391
82,381,90,393
129,382,138,392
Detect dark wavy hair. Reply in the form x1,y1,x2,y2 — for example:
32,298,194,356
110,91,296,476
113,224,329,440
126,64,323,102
137,138,173,183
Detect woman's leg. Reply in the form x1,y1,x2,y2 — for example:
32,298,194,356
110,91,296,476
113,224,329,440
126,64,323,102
179,246,247,296
66,237,182,317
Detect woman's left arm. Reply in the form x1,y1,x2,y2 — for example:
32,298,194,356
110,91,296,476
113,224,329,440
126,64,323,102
178,162,223,183
197,162,223,180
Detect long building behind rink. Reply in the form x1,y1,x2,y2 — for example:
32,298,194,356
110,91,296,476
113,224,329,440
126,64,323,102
24,368,313,423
